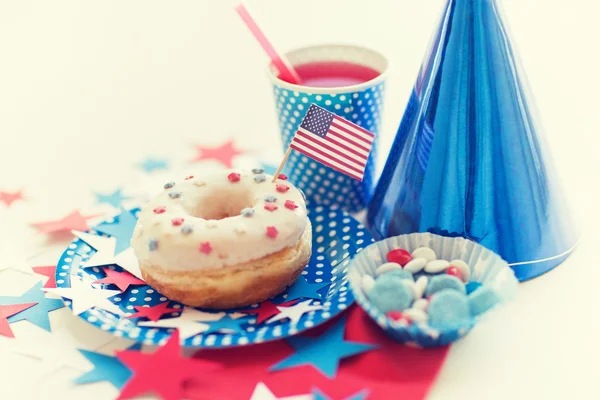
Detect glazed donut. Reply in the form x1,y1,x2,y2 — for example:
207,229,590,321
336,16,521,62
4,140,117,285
131,169,312,309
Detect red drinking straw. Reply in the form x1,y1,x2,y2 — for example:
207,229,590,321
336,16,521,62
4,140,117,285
235,3,302,85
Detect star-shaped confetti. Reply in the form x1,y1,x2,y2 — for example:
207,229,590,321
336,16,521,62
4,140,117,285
266,300,324,325
94,268,145,292
31,210,100,235
0,303,37,337
312,388,369,400
44,277,124,316
240,300,298,325
250,383,312,400
139,158,169,173
203,315,249,335
96,188,131,208
285,277,330,302
8,327,114,376
73,230,142,278
74,349,133,389
0,282,64,331
137,307,216,340
116,330,221,400
126,302,181,322
93,208,138,254
0,190,25,207
192,140,245,168
32,265,57,288
0,259,33,275
270,316,378,378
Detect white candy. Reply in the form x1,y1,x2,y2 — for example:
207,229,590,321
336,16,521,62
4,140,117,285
403,308,428,323
449,259,470,282
404,258,427,273
413,298,429,311
375,262,403,276
424,259,450,273
414,276,429,298
361,275,375,295
411,247,437,262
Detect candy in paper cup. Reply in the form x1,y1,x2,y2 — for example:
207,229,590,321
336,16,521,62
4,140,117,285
268,44,389,213
348,232,518,347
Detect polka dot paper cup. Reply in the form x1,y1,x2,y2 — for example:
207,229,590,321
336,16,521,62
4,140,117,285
268,44,388,213
348,233,519,347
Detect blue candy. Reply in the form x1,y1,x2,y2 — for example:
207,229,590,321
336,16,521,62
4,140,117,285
428,289,470,328
468,287,500,317
381,268,414,282
367,276,415,313
465,281,483,295
424,275,466,297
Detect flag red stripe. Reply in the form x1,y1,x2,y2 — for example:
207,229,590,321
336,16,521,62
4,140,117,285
291,137,364,175
333,116,375,137
328,129,371,153
330,121,374,145
290,143,363,181
296,131,367,168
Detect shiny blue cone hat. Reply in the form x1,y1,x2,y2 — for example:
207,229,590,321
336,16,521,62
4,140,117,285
367,0,579,281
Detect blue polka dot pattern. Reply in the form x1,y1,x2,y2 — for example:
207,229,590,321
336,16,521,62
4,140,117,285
272,84,385,213
55,207,373,348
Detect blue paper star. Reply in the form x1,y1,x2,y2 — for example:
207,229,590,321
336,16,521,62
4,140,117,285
285,277,330,302
74,349,132,389
270,316,378,378
312,388,369,400
139,158,168,173
95,188,131,208
94,208,138,254
0,282,65,332
204,315,249,335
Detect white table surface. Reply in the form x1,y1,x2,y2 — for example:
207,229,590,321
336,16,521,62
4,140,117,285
0,1,599,399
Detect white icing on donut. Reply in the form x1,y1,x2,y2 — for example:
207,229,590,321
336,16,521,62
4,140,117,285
131,171,308,271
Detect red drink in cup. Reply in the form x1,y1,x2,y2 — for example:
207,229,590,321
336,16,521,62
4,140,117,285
269,44,389,212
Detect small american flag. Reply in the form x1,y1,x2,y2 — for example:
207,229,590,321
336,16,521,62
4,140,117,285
290,104,375,181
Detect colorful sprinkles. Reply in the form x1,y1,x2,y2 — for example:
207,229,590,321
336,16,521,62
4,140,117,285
228,172,241,182
266,226,278,238
153,206,166,214
168,192,182,199
199,242,213,254
181,225,194,235
148,238,158,251
241,208,255,217
276,184,289,193
164,182,175,189
252,168,264,174
253,174,266,183
264,203,278,212
278,174,288,180
171,218,184,226
285,200,298,210
264,195,277,203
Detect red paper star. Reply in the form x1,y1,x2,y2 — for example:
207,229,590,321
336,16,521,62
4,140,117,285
93,269,145,292
0,190,25,207
31,210,101,234
0,303,38,337
116,330,221,400
32,265,57,288
192,140,245,168
184,307,450,400
126,302,181,322
240,300,298,325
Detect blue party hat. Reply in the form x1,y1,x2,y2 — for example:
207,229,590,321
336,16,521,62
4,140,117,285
367,0,579,281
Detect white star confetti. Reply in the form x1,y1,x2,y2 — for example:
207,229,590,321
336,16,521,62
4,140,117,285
266,300,325,325
43,277,124,316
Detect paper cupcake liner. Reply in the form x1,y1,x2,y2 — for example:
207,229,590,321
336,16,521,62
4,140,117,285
348,232,518,347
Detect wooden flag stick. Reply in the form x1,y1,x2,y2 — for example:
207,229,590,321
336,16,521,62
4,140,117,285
272,146,292,182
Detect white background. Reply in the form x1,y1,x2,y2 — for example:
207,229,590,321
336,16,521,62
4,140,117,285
0,0,599,399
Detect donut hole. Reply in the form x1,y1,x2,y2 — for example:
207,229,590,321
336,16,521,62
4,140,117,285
193,189,254,220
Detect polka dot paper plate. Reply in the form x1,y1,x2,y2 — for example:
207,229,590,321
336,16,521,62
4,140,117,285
55,206,373,348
